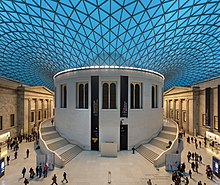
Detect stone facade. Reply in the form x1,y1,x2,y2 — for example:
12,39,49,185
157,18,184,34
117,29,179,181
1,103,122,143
0,78,54,139
164,77,220,137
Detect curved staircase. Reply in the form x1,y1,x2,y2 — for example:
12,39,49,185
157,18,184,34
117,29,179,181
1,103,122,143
40,120,82,165
136,120,177,165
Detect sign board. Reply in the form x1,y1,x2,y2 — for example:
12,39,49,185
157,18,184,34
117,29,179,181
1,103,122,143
0,157,5,178
165,153,181,171
213,156,220,178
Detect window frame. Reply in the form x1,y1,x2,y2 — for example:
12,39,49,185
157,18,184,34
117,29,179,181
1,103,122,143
130,82,143,109
10,114,15,127
76,82,89,109
60,84,67,108
0,116,2,130
152,84,158,108
102,82,117,109
214,116,218,130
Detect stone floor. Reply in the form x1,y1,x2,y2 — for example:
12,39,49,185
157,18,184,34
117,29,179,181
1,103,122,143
0,134,220,185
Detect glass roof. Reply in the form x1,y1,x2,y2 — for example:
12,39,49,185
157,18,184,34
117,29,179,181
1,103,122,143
0,0,219,90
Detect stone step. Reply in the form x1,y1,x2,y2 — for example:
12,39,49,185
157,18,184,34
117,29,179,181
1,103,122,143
143,144,165,155
41,130,57,136
136,145,159,164
163,126,177,132
46,137,64,145
60,146,82,164
55,144,75,156
41,126,56,133
158,131,176,140
48,139,70,151
150,138,169,151
42,132,60,141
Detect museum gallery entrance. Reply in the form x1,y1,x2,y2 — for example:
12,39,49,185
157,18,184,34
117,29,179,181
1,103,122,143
120,125,128,150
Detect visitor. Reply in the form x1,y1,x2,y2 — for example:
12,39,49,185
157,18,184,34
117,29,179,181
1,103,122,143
26,149,29,158
132,146,135,154
22,167,26,178
23,178,29,185
147,178,152,185
61,172,68,183
51,174,58,185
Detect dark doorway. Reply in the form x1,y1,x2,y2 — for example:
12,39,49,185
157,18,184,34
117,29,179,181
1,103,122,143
120,125,128,150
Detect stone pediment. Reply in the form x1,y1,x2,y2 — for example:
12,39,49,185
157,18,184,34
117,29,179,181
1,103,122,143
24,86,54,95
164,86,192,95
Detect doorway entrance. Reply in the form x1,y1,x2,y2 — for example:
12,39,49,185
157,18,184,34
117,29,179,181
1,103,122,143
120,125,128,150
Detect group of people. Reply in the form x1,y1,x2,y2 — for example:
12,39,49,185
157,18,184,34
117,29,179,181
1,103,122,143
51,172,68,185
206,165,213,180
186,136,202,149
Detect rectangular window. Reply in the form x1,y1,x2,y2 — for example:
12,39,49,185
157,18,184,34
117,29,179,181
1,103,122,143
152,85,158,108
170,109,173,118
38,110,41,120
102,82,117,109
130,82,142,109
161,87,164,108
182,111,186,122
76,82,88,109
214,116,218,130
31,112,34,122
53,109,55,116
44,110,47,119
202,114,206,126
0,116,2,130
176,110,179,120
10,114,15,127
61,84,67,108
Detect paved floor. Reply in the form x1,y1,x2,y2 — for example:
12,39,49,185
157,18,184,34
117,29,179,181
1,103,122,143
0,134,220,184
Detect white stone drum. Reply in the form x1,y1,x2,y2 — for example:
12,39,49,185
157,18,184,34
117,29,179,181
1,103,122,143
54,66,164,151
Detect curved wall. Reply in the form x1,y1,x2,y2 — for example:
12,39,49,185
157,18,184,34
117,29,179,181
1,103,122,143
54,67,164,150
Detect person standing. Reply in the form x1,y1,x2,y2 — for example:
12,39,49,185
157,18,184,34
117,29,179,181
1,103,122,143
51,174,58,185
44,164,49,177
132,146,135,154
22,167,26,178
189,169,192,178
199,141,202,148
185,176,189,185
195,161,199,173
39,165,42,178
26,149,29,158
6,155,10,165
147,178,152,185
24,178,29,185
61,172,68,183
14,151,18,159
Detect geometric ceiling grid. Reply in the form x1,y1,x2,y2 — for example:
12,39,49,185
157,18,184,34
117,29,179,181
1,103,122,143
0,0,219,90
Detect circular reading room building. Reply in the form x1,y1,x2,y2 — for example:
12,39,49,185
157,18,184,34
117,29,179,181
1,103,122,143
54,66,164,151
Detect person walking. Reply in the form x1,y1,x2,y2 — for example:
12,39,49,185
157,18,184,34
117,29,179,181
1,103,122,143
26,149,29,158
132,146,135,154
147,178,152,185
195,161,199,173
189,169,192,178
23,178,29,185
14,151,18,159
199,141,202,148
51,174,58,185
6,155,10,165
22,167,26,178
44,164,49,177
61,172,68,183
185,176,189,185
